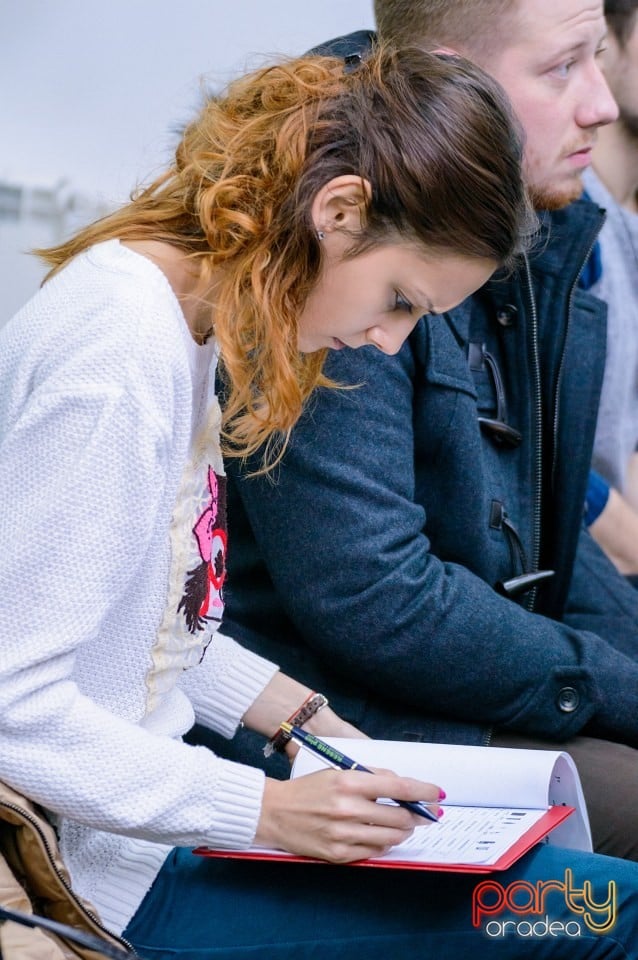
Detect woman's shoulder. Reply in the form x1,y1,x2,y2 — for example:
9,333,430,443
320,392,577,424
0,241,196,431
7,241,189,366
62,239,185,334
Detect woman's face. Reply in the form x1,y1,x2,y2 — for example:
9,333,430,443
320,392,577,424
297,242,497,355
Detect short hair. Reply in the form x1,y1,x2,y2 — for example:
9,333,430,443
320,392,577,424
374,0,517,60
605,0,638,46
38,45,532,466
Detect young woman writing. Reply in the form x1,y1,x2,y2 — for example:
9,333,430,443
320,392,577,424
2,43,636,960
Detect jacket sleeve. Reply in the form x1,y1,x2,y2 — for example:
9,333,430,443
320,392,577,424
564,525,638,652
228,342,638,746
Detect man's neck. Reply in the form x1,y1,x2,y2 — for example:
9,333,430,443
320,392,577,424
592,124,638,214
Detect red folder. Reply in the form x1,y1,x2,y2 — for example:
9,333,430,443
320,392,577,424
194,804,574,874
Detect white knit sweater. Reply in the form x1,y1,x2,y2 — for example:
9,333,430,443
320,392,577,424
0,240,279,934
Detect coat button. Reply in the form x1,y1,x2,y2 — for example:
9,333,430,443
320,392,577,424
557,686,580,712
496,304,518,327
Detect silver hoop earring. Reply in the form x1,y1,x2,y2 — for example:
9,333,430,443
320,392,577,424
317,230,325,240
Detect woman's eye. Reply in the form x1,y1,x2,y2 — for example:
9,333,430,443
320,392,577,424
394,291,414,314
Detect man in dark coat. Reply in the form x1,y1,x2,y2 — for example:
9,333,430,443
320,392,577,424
214,0,638,859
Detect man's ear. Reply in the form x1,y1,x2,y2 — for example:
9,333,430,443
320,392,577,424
311,175,372,237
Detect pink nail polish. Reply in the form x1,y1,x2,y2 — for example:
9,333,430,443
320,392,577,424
439,788,447,800
438,807,445,818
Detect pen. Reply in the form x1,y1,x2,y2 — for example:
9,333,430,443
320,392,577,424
280,722,440,823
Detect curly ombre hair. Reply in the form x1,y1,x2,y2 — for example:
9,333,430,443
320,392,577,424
39,44,533,465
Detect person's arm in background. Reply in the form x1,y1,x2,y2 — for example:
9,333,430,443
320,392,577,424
587,469,638,576
624,451,638,514
226,342,638,748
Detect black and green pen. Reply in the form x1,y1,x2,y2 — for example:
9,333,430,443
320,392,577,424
280,721,441,823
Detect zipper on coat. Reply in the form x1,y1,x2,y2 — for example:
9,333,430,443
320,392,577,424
521,255,543,612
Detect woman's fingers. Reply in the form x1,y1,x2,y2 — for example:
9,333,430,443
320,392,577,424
366,767,443,805
257,768,444,862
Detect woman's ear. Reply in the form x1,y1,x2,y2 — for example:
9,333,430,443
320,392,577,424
311,175,372,238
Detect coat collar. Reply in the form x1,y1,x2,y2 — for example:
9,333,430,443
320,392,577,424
441,196,605,344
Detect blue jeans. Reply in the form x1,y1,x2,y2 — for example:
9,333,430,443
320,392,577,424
123,844,638,958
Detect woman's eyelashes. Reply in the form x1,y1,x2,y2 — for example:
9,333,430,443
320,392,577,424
393,290,414,314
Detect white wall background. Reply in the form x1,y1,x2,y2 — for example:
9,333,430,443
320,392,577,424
1,0,374,318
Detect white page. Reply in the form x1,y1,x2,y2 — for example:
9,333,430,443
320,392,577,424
373,806,547,864
546,752,592,850
291,738,592,851
241,805,549,867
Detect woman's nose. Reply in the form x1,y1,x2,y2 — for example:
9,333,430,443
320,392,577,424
366,320,416,355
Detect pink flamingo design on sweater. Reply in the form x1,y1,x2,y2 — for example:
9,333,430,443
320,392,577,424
177,467,227,634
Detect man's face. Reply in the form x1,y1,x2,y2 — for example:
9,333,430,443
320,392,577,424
602,14,638,138
483,0,618,208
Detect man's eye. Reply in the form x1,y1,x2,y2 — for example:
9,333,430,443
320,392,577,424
394,291,413,313
552,59,575,79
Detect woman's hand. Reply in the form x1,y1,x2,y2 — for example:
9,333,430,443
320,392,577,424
255,768,442,863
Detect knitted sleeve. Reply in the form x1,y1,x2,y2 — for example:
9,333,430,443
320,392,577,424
179,632,279,737
0,259,266,851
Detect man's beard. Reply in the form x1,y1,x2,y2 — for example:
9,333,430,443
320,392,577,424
527,178,584,211
524,145,590,211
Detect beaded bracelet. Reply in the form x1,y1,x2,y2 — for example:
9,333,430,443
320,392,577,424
263,692,328,757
